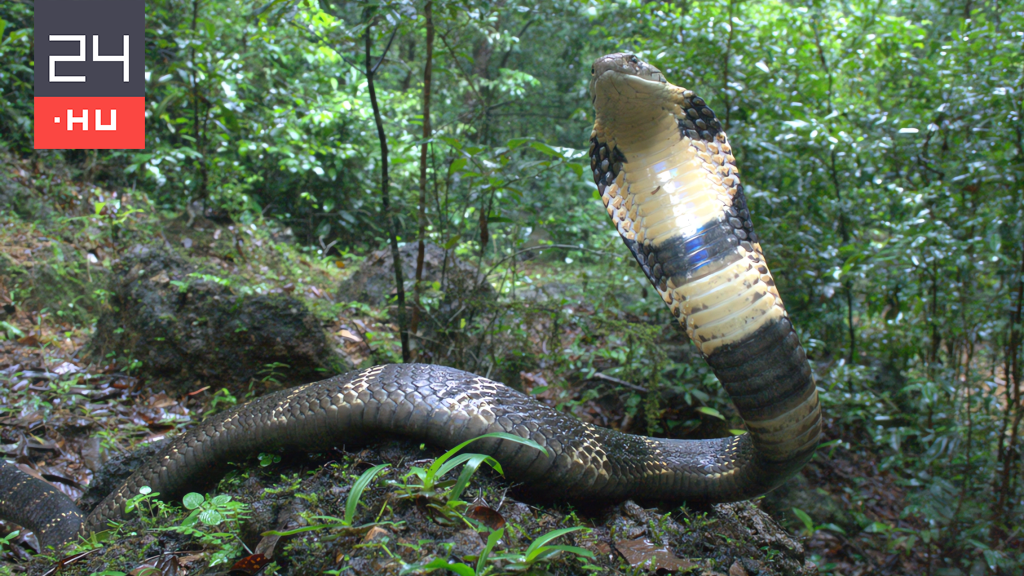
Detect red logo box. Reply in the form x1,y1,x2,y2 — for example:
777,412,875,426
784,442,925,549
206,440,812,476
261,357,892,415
34,96,145,149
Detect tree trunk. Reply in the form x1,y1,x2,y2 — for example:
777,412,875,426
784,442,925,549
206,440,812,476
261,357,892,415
412,1,434,339
365,22,410,362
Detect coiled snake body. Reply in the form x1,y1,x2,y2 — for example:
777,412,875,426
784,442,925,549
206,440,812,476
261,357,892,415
0,54,821,550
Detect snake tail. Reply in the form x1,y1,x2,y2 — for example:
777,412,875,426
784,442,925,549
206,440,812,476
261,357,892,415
0,460,84,549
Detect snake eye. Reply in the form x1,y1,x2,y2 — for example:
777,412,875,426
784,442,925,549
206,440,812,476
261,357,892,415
591,66,595,75
629,56,639,64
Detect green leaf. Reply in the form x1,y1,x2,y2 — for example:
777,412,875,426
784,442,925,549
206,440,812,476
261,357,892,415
449,158,468,174
531,141,560,157
449,454,500,501
443,235,461,250
199,509,224,526
820,523,847,535
183,492,204,510
423,432,547,490
791,507,814,534
439,136,462,150
696,406,724,420
345,463,389,526
506,137,530,149
414,558,476,576
524,526,589,561
477,526,504,574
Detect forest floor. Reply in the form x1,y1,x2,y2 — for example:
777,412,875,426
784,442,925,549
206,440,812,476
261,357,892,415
0,152,933,575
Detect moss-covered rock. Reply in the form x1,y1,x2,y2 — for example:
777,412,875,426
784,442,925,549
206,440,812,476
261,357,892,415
87,246,346,395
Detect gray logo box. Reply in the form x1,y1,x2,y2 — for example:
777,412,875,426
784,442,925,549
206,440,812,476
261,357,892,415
34,0,145,97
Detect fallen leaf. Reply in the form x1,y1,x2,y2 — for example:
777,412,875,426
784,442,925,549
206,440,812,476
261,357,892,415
466,505,506,531
337,329,362,342
229,553,270,575
614,537,695,573
149,393,177,409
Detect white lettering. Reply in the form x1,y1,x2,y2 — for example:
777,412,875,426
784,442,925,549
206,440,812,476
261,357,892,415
96,109,117,131
92,34,130,82
67,109,88,131
49,35,87,82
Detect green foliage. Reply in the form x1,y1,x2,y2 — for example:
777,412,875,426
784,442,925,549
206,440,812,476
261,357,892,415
345,463,389,526
163,492,251,566
123,486,174,526
389,432,545,507
261,463,395,539
791,507,846,538
0,531,19,557
490,526,594,572
407,526,593,576
387,432,546,528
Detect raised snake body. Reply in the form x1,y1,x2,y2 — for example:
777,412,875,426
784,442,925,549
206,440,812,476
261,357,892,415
0,53,821,550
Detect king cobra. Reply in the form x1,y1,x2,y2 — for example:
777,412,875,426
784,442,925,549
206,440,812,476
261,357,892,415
0,53,820,550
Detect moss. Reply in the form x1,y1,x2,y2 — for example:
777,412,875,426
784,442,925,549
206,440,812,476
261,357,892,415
86,246,346,395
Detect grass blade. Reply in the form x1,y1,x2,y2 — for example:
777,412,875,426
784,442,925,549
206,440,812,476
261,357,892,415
524,526,589,561
476,526,505,574
424,432,547,489
344,463,389,526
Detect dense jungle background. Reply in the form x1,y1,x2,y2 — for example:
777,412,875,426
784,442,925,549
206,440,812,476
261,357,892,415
1,0,1022,575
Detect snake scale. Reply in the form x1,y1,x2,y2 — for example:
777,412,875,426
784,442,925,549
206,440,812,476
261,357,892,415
0,53,821,550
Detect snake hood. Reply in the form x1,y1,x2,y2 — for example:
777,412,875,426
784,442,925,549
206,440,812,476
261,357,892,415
588,52,821,483
0,53,820,551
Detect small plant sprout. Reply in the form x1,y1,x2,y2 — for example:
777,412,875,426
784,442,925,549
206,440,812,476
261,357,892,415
123,486,172,526
162,492,251,566
791,507,846,538
491,526,594,572
345,463,389,525
390,432,547,503
261,463,393,538
409,526,505,576
0,530,20,555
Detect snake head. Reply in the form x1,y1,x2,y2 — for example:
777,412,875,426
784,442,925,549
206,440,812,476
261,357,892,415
590,53,667,106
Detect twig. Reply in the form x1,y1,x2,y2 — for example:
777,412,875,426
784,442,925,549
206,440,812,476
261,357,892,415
589,372,649,394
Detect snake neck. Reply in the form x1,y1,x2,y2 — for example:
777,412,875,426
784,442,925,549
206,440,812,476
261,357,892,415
589,56,821,482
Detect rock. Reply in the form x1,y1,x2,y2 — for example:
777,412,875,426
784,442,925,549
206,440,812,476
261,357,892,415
338,242,497,368
721,502,813,576
450,528,483,559
337,241,494,307
729,560,749,576
86,246,345,395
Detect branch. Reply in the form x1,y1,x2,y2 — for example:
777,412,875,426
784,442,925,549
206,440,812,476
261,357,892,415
588,372,649,394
